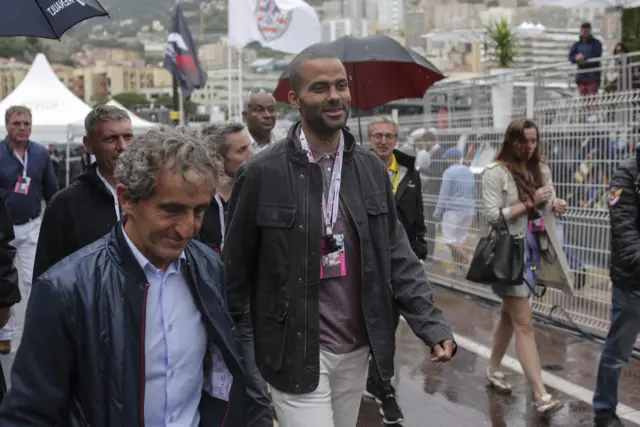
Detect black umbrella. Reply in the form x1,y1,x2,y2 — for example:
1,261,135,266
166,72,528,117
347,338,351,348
274,35,444,139
0,0,109,39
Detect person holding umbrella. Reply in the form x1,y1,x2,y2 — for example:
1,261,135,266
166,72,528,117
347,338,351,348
224,48,455,427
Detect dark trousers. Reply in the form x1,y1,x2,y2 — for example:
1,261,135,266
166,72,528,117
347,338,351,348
367,308,401,391
237,307,273,427
593,286,640,418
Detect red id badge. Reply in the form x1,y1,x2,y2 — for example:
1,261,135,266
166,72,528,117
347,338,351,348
14,176,31,195
320,234,347,279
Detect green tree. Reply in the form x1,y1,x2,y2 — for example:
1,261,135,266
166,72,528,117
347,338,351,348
486,19,518,68
90,93,110,106
155,95,198,114
622,7,640,52
113,92,150,108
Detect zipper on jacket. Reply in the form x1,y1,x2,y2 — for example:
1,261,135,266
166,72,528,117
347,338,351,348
187,261,234,421
303,163,310,361
140,283,149,427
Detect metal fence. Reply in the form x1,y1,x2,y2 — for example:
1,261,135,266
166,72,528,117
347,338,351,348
346,52,640,339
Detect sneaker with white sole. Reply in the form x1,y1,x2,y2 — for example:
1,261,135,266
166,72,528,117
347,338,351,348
485,367,512,394
535,394,563,415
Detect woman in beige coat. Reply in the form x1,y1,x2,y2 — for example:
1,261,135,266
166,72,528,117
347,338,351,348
482,118,573,415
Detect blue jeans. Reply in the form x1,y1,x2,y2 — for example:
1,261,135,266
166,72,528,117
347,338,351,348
236,307,274,427
593,286,640,418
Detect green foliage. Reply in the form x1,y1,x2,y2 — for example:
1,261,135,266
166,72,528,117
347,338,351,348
0,37,46,61
90,93,110,106
485,19,518,68
112,92,150,108
246,42,288,59
622,7,640,53
155,95,197,114
85,38,145,53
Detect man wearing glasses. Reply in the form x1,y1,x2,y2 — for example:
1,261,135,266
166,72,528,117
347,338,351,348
367,116,428,424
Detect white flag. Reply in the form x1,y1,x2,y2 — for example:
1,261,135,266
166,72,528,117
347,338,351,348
228,0,321,54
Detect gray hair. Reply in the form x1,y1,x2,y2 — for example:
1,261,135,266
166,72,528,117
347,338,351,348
114,129,220,203
5,106,31,126
85,105,130,137
201,124,218,137
243,88,275,112
205,123,245,160
367,116,398,137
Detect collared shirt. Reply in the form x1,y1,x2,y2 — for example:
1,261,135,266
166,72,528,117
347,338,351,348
96,167,121,221
122,227,207,427
434,164,476,218
307,141,367,355
387,154,400,195
0,139,59,224
248,130,276,153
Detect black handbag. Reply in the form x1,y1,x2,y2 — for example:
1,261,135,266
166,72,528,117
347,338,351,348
467,211,525,286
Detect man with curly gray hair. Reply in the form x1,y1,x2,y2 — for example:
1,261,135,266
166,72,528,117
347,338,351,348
0,129,246,427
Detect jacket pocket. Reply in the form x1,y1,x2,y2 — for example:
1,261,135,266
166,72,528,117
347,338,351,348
256,300,289,372
257,203,295,285
365,193,390,250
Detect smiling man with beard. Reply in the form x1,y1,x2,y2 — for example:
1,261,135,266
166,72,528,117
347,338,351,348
224,51,456,427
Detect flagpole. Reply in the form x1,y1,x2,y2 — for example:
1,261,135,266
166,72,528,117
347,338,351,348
238,47,244,121
179,87,185,126
172,0,180,127
227,44,233,120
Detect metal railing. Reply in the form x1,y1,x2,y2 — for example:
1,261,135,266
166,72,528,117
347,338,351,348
347,52,640,339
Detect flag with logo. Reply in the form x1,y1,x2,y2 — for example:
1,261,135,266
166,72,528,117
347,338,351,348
228,0,321,54
163,5,207,99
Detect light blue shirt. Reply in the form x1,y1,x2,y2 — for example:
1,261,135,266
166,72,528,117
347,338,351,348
434,164,476,218
122,227,207,427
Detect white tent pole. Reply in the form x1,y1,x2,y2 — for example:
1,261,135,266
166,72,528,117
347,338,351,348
238,48,244,120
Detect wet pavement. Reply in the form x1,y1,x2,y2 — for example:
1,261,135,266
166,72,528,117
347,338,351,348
3,285,640,426
356,287,640,426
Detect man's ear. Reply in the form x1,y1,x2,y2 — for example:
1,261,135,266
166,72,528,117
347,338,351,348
82,136,94,155
288,90,300,110
116,183,133,217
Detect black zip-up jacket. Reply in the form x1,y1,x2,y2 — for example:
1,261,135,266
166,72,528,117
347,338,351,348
0,224,246,427
393,149,428,260
199,196,227,254
33,163,119,278
0,198,20,399
224,122,454,394
609,157,640,292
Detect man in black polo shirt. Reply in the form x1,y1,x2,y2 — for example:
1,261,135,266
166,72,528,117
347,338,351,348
0,105,58,354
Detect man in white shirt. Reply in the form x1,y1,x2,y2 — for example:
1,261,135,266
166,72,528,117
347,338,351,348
243,88,278,153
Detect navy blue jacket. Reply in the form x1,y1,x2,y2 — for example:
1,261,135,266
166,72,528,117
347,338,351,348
569,36,603,83
0,224,246,427
0,140,58,224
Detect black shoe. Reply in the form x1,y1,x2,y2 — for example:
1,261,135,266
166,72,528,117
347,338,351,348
594,414,624,427
364,378,380,401
378,385,404,425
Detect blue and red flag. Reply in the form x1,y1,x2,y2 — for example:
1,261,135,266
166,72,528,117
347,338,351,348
163,5,206,99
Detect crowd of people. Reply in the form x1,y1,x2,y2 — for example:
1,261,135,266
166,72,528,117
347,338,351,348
0,48,635,427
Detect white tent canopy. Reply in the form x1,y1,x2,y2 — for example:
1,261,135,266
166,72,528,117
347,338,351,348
105,99,158,130
68,99,159,134
0,53,92,143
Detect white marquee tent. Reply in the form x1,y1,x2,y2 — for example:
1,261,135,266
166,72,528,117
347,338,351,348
104,99,158,131
0,53,92,143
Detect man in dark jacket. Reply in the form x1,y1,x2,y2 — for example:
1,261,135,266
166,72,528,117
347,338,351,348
0,129,245,427
366,115,429,423
569,22,603,96
593,154,640,427
200,123,273,427
224,51,455,427
0,198,20,402
33,105,133,279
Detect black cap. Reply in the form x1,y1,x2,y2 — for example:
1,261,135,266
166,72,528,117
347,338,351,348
581,22,591,29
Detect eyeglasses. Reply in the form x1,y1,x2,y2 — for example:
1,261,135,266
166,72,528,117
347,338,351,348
371,133,397,141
